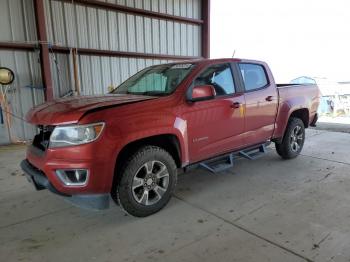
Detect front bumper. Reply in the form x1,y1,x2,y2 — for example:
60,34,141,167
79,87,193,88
21,159,110,210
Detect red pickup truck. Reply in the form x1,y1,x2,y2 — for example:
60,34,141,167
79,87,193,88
21,58,320,217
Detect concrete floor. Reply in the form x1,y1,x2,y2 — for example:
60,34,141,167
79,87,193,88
1,129,350,262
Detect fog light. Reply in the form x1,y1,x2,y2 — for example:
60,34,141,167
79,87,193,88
56,169,89,186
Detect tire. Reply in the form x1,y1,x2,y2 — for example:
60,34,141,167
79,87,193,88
112,146,177,217
275,117,305,159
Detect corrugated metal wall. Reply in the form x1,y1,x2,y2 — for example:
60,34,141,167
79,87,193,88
45,0,202,96
0,0,203,144
0,0,45,144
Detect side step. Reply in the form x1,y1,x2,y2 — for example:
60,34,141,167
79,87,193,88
197,144,268,174
239,144,266,160
199,154,234,173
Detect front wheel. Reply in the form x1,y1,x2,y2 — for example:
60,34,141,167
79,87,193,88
112,146,177,217
275,117,305,159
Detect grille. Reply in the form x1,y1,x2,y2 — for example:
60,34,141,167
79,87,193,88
32,125,54,151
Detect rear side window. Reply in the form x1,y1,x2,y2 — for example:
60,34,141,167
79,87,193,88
194,63,235,96
239,63,268,91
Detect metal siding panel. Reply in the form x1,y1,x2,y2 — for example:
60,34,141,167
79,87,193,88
101,56,111,93
193,0,201,19
187,0,194,18
173,0,180,16
118,13,128,51
98,9,109,50
120,57,130,82
135,16,145,53
91,56,103,94
180,23,187,56
136,59,146,71
187,24,194,56
110,57,121,87
151,0,159,12
126,0,135,8
166,21,174,55
159,20,167,54
76,5,89,48
0,0,12,41
135,0,143,9
144,17,152,53
126,14,136,52
166,0,173,15
159,0,166,13
108,10,119,51
87,8,99,49
128,58,138,76
56,53,72,97
50,53,60,98
151,19,159,54
79,55,93,95
63,3,77,47
23,0,38,41
50,1,67,46
116,0,126,5
180,0,187,17
143,0,151,10
193,25,200,56
174,22,181,55
8,0,25,42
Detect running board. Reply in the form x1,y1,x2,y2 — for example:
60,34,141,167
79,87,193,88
194,143,268,174
199,154,234,173
239,144,266,160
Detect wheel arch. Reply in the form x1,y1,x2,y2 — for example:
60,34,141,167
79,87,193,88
113,134,182,184
289,108,309,128
273,107,310,143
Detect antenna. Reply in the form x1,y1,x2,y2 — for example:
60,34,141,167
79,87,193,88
232,50,236,58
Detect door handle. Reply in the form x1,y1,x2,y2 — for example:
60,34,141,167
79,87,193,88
265,96,273,102
231,102,241,109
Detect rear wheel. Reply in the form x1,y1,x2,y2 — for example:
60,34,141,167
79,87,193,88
275,117,305,159
112,146,177,217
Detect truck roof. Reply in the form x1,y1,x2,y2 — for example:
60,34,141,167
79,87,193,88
168,58,266,66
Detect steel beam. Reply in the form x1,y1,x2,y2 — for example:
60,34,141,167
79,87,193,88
51,46,202,60
201,0,210,58
33,0,54,101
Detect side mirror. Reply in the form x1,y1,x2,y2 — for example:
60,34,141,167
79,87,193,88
0,67,15,85
189,85,216,102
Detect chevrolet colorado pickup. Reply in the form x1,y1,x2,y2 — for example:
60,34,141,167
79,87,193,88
21,58,320,217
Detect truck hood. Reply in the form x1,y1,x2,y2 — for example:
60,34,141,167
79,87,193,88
26,94,156,125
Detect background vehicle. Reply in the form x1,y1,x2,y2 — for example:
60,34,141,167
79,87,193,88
21,58,320,217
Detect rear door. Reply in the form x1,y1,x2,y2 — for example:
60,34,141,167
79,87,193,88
185,63,246,163
237,63,278,145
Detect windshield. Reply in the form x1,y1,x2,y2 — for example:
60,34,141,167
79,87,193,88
111,63,194,96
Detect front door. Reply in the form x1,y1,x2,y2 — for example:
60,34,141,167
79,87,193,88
184,63,246,163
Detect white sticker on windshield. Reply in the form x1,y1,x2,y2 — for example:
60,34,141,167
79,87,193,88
171,64,193,69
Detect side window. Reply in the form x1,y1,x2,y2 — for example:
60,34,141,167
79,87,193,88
239,63,268,91
194,63,235,96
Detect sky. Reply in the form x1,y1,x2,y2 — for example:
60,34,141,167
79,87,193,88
210,0,350,83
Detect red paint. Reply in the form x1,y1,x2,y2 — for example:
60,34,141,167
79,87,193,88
191,85,216,99
24,58,320,196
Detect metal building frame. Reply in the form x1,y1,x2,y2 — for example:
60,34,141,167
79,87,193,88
0,0,210,101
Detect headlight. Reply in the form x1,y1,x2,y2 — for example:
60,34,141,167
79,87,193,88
49,122,105,148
